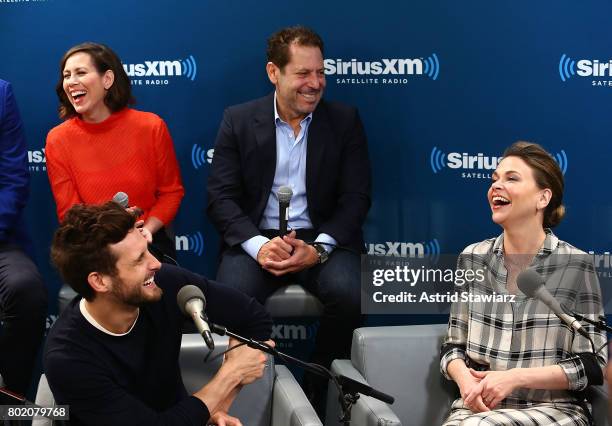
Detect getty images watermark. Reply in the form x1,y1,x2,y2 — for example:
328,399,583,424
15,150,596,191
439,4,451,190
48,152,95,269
361,253,612,315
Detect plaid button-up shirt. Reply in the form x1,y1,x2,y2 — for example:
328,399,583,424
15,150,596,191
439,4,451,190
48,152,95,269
440,230,607,407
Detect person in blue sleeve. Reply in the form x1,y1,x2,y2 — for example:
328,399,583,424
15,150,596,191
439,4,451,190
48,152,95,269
0,79,47,397
45,202,273,426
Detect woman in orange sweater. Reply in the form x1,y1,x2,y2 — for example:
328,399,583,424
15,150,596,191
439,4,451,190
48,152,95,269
46,42,184,258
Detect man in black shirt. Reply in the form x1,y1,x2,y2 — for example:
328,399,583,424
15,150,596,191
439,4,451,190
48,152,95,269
45,202,272,426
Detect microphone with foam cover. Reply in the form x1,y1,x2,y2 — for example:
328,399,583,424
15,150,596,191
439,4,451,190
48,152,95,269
517,269,590,340
112,191,143,216
177,285,215,350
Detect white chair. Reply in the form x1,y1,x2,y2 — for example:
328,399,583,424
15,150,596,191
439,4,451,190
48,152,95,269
180,333,321,426
325,324,610,426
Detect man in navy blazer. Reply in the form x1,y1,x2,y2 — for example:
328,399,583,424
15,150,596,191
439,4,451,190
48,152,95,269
0,79,47,397
207,26,371,411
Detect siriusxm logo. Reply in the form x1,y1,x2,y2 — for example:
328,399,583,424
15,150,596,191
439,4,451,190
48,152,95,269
123,55,197,85
559,54,612,86
175,231,204,256
326,54,440,85
430,147,568,178
271,322,318,340
588,251,612,278
0,0,48,4
28,148,46,172
191,144,214,169
28,148,46,164
367,239,440,259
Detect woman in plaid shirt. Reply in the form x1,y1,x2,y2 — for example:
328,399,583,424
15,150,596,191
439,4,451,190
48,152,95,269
440,142,607,425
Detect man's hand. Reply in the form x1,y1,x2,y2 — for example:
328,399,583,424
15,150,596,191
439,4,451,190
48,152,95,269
466,368,520,410
208,411,242,426
257,234,293,266
224,338,274,385
263,232,319,276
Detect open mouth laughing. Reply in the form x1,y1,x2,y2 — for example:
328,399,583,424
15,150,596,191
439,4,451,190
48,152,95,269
491,195,511,209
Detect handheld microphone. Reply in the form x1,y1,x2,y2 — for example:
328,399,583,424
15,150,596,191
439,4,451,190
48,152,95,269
517,269,590,340
112,191,129,208
177,285,215,350
112,191,143,216
277,186,293,237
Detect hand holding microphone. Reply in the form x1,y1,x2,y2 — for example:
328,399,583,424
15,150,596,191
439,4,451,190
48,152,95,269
177,286,271,385
112,191,144,217
278,186,292,237
224,337,274,385
256,186,295,268
112,191,153,243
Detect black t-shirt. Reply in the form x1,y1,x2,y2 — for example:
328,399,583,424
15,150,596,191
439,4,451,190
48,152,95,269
44,264,272,426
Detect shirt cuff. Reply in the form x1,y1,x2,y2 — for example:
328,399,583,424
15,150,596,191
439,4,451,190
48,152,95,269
241,235,270,261
315,233,337,254
440,345,466,380
558,355,588,391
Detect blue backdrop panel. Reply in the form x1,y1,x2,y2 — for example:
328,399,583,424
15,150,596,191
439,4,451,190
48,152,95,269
0,0,608,317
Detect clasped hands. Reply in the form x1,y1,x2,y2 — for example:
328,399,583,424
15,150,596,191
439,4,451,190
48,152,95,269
256,231,319,276
460,368,520,413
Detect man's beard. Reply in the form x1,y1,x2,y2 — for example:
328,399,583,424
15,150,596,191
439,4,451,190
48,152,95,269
110,278,163,307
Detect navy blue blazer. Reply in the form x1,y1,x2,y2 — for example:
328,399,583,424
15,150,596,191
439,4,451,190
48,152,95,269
207,93,371,253
0,79,32,253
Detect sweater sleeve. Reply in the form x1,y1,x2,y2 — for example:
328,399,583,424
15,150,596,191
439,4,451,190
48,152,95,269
0,81,29,240
45,352,210,426
46,128,82,222
148,118,184,225
203,279,273,340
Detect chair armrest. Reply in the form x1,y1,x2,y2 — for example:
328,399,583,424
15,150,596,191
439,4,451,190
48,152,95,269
586,384,609,426
272,365,322,426
32,374,54,426
325,360,401,426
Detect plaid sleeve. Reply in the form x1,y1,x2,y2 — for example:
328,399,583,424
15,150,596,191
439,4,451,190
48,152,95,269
558,255,607,390
557,355,588,391
440,253,470,380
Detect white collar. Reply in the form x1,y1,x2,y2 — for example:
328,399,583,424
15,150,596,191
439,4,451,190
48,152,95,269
79,298,139,337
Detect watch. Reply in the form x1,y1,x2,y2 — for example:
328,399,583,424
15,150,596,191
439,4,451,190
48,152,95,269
313,243,329,264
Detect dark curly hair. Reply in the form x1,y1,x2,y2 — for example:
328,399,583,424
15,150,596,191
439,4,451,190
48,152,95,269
51,202,136,300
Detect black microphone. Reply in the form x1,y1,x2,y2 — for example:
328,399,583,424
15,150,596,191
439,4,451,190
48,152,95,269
177,285,215,350
277,186,293,237
517,269,590,340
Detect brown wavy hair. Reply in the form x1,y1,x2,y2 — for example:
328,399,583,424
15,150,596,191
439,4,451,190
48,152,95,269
503,141,565,228
56,42,135,120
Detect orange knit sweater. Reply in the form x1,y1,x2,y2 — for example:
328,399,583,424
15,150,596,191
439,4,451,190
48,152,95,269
46,108,184,224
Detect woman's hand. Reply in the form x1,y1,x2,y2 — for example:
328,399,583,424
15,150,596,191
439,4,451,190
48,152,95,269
466,368,521,409
458,373,489,413
135,220,153,243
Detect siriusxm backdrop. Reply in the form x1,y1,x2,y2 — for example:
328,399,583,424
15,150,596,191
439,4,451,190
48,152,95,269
0,1,608,317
